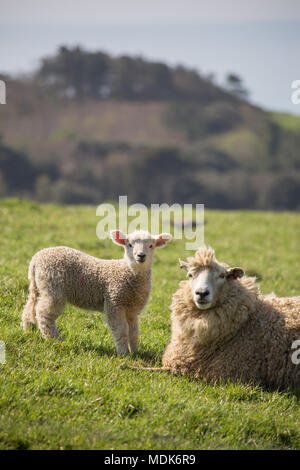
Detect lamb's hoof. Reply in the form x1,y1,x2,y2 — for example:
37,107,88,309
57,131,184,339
129,347,138,355
21,321,37,331
117,349,130,356
42,334,63,341
52,333,63,342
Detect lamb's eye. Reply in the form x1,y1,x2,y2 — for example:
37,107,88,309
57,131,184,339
128,243,132,248
188,273,193,278
149,244,153,248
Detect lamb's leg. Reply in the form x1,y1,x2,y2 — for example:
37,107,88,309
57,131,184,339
105,306,130,355
22,292,37,330
22,275,38,331
36,296,64,340
128,316,139,354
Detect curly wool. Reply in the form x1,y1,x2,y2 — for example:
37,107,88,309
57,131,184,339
22,243,152,354
162,249,300,390
28,247,151,312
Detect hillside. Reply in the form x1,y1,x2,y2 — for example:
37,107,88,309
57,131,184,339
0,47,300,209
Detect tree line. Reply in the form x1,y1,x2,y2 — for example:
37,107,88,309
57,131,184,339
37,46,240,103
1,139,299,210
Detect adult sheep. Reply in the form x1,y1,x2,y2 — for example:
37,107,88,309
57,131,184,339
161,246,300,390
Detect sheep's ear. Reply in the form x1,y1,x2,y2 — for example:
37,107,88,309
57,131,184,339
226,267,244,279
110,230,127,246
155,233,172,248
179,258,189,271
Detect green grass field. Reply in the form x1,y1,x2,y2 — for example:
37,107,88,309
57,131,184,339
0,199,300,450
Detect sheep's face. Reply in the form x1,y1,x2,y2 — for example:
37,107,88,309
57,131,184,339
179,250,244,310
110,230,172,269
187,264,227,310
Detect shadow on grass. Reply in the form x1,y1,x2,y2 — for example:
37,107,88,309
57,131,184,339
65,335,163,365
133,347,163,365
285,387,300,400
77,341,162,365
71,341,116,358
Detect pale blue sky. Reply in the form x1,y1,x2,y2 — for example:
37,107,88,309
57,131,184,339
1,0,300,114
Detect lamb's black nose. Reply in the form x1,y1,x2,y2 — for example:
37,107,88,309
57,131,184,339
196,289,210,300
137,254,146,262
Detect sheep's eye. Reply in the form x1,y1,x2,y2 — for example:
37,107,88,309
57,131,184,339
188,273,193,278
149,244,153,248
219,273,225,279
128,243,132,248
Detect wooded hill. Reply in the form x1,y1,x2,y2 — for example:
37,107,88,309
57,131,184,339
1,46,300,209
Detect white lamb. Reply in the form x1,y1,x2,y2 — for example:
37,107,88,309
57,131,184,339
22,230,172,355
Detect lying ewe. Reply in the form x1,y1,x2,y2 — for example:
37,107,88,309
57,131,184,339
22,230,172,355
161,246,300,390
130,246,300,390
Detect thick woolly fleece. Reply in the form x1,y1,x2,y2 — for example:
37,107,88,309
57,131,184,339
162,250,300,390
22,246,151,354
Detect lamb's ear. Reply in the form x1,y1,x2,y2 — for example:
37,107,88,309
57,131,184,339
179,258,189,271
155,233,172,248
226,267,244,279
110,230,127,246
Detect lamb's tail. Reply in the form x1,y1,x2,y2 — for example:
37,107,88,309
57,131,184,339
121,365,171,373
21,260,38,330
